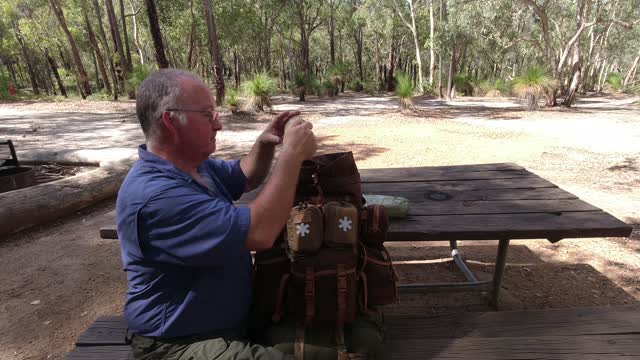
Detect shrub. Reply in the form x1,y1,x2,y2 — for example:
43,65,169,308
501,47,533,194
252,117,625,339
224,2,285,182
606,73,623,91
395,73,414,109
349,80,364,92
454,74,474,96
512,67,557,110
241,72,277,112
363,80,381,95
126,65,151,99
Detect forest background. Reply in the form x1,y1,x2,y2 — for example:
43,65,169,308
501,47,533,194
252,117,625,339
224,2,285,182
0,0,639,109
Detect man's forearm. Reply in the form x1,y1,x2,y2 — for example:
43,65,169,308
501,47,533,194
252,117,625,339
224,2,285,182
240,141,276,191
245,150,302,251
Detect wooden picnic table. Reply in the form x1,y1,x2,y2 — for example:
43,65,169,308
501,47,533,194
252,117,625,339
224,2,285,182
238,162,632,307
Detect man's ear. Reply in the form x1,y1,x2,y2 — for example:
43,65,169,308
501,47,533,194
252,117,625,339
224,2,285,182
160,111,178,137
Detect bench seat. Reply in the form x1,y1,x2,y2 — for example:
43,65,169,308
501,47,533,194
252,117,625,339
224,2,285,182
67,305,640,359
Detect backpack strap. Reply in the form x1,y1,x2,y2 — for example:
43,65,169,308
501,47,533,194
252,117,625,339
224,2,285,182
271,273,290,323
304,268,316,325
336,264,348,328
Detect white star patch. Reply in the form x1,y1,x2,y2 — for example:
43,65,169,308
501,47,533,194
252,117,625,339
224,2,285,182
338,217,353,232
296,223,310,237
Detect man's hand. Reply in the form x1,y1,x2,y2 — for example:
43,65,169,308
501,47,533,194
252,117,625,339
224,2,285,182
282,116,317,161
257,111,301,146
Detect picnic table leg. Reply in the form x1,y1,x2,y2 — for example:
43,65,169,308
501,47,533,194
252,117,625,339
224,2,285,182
490,238,510,309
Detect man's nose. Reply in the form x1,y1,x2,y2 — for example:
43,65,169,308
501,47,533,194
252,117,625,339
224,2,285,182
211,112,223,130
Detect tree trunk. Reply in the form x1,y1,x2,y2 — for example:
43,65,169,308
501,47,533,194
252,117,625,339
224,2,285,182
623,49,640,89
129,0,145,66
202,0,225,106
438,0,445,99
119,0,133,69
93,0,119,100
447,49,456,100
329,0,336,65
429,0,435,88
562,0,591,107
49,0,91,98
187,0,196,69
234,49,240,89
144,0,169,68
106,0,128,90
84,12,112,95
12,21,39,95
45,50,67,97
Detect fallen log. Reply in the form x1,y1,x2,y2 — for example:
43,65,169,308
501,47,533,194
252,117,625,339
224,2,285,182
0,161,131,238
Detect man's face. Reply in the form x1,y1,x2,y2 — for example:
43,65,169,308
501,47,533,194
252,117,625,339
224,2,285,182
173,79,222,162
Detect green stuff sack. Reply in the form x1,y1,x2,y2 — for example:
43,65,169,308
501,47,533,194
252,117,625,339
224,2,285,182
362,195,409,219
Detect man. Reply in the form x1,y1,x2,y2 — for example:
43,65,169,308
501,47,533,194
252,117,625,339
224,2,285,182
116,68,316,359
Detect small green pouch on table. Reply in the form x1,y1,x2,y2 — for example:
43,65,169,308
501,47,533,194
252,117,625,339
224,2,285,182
362,195,409,219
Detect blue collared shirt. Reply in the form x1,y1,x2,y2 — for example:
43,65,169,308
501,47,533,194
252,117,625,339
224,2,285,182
116,145,252,338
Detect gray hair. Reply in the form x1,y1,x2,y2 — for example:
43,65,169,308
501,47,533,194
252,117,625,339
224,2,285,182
136,69,202,140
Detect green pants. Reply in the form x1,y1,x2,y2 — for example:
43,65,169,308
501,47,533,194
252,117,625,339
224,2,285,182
130,333,294,360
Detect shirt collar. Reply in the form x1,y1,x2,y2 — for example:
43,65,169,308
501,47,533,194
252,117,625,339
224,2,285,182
138,144,193,182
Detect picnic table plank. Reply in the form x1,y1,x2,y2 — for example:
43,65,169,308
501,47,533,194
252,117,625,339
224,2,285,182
385,334,640,359
359,176,557,193
360,163,525,175
65,345,133,360
363,187,579,202
387,211,632,242
361,168,535,182
384,305,640,339
405,199,599,216
75,316,127,346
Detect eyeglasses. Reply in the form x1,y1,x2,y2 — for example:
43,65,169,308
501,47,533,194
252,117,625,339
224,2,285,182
165,108,218,123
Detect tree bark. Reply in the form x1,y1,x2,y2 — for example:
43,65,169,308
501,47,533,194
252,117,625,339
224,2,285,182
202,0,225,106
144,0,169,69
49,0,91,98
119,0,133,69
12,21,39,95
84,12,112,95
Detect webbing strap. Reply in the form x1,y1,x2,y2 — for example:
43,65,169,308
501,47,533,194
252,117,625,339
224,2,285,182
336,264,348,328
304,268,315,324
271,273,290,323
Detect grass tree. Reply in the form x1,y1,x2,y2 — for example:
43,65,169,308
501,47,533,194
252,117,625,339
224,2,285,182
328,63,346,95
225,89,240,114
512,67,557,111
240,72,277,112
395,73,414,109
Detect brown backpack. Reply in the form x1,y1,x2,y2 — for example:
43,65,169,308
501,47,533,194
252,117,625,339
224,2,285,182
253,152,397,357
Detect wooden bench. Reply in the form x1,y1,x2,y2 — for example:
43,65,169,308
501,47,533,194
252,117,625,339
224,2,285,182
66,305,640,359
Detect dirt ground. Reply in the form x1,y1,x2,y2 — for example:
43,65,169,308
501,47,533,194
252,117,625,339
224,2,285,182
0,93,639,360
